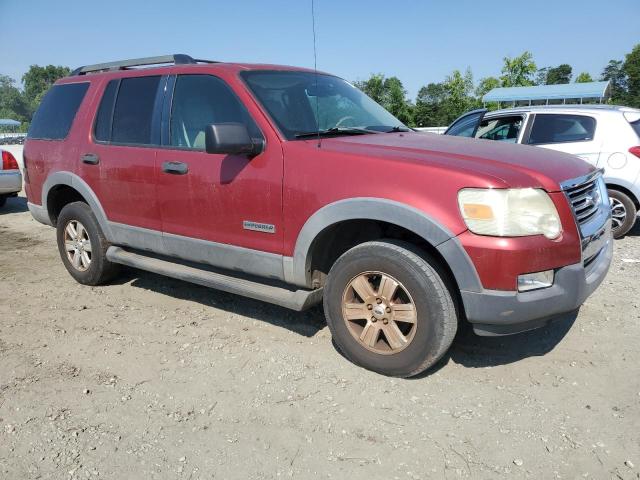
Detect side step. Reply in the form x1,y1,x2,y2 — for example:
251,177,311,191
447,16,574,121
106,246,323,311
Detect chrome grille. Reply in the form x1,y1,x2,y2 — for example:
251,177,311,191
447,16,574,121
564,177,601,225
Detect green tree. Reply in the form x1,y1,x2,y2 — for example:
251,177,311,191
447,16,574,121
383,76,414,125
575,72,593,83
353,74,414,125
353,74,386,105
22,64,71,110
535,67,549,85
0,75,30,124
546,64,572,84
624,44,640,108
500,51,537,87
414,82,448,127
601,59,627,103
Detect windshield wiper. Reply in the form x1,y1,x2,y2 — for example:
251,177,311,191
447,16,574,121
385,126,412,133
294,127,380,139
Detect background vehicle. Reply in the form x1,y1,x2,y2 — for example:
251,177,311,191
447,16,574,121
0,149,22,208
24,55,612,377
445,105,640,238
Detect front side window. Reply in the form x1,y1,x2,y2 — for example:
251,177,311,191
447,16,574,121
528,114,596,145
28,82,89,140
476,116,523,143
170,74,258,149
241,71,405,140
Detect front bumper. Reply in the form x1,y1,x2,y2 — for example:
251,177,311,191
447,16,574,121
461,232,612,336
0,170,22,195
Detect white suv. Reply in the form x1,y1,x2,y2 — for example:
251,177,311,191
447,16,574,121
445,105,640,238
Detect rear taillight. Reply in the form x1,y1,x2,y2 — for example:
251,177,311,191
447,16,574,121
630,146,640,159
1,150,19,170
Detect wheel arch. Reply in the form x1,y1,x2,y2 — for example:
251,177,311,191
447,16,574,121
42,171,113,239
606,180,640,209
286,198,482,295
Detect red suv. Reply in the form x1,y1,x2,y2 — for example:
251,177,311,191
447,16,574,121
24,55,612,377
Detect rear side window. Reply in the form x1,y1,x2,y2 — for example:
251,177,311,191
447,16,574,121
28,83,89,140
528,114,596,145
94,76,161,145
629,119,640,138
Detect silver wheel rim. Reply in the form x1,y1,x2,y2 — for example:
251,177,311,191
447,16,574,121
341,271,418,355
64,220,92,272
610,197,627,230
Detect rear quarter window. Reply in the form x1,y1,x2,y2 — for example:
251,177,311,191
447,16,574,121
27,83,89,140
629,119,640,138
528,114,596,145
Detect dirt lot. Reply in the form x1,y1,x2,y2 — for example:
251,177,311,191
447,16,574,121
1,194,639,480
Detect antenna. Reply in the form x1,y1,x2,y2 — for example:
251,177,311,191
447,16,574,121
311,0,321,148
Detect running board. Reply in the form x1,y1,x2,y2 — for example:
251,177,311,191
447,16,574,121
106,246,323,311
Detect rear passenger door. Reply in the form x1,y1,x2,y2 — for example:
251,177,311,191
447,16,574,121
525,113,602,166
83,75,164,233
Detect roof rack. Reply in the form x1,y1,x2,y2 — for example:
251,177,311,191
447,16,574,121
70,54,218,76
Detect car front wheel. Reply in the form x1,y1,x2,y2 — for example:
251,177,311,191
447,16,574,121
323,240,458,378
608,189,637,239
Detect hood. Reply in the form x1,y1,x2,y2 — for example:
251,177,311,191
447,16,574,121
315,131,595,191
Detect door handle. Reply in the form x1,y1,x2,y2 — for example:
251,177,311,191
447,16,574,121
81,153,100,165
162,161,189,175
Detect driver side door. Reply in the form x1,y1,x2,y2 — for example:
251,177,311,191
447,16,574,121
156,73,284,278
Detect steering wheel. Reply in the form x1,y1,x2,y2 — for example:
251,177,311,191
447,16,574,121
334,116,356,128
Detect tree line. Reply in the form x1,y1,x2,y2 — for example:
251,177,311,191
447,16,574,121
1,43,639,131
354,43,640,128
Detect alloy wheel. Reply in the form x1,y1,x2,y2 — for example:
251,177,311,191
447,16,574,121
64,220,92,271
341,271,418,355
610,197,627,231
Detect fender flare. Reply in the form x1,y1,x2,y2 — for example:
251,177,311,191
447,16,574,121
285,197,483,292
41,171,114,240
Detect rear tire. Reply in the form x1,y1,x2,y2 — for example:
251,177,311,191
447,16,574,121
56,201,120,285
608,189,636,239
323,240,457,378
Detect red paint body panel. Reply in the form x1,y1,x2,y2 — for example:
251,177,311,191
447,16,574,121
26,62,597,293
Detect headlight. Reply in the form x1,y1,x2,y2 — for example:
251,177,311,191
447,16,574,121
458,188,562,239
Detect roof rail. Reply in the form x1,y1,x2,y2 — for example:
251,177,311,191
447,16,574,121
70,54,218,76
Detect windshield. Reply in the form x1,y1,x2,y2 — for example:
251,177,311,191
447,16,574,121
241,71,406,140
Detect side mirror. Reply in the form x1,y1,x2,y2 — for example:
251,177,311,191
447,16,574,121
204,123,263,157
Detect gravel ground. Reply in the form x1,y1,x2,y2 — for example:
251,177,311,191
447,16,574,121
1,195,639,480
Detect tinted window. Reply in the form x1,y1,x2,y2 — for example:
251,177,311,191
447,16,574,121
475,116,522,143
629,119,640,138
170,74,259,149
94,80,118,142
111,76,161,144
28,83,89,140
528,114,596,145
446,111,484,137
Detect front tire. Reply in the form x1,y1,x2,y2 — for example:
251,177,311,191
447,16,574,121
608,189,637,239
56,201,120,285
323,240,458,378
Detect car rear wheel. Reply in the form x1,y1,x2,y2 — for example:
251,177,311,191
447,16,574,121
608,189,637,239
56,201,120,285
323,240,457,378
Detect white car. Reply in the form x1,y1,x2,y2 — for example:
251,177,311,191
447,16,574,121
0,149,22,208
445,105,640,238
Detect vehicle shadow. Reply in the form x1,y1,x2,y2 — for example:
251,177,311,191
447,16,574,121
445,310,578,369
0,196,28,214
111,266,577,368
116,267,327,338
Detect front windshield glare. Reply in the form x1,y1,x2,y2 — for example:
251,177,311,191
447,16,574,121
241,71,406,140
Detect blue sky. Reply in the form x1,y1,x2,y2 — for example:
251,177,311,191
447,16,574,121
1,0,638,98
